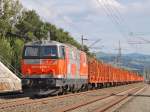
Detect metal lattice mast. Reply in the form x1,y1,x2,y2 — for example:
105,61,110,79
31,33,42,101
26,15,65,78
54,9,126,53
114,40,122,67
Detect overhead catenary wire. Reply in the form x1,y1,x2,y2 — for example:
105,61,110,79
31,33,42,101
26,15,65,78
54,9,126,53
106,0,133,35
96,0,127,39
130,32,150,43
96,0,133,53
99,0,132,39
37,0,145,53
96,0,138,52
88,39,101,48
104,0,150,46
103,0,136,44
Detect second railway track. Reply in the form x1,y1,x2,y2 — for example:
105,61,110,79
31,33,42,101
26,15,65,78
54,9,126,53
60,85,146,112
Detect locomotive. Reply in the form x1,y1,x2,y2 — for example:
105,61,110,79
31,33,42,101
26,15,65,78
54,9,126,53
21,40,143,96
21,40,88,95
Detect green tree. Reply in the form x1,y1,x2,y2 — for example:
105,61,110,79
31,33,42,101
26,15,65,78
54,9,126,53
11,38,24,72
0,0,91,75
0,38,13,63
0,0,23,36
16,10,48,40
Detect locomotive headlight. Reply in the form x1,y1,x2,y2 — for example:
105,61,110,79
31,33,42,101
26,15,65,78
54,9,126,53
41,60,57,65
27,69,31,74
22,78,30,85
46,79,55,85
57,75,64,78
51,60,57,65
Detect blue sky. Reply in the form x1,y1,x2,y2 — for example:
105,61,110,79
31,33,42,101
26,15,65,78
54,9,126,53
21,0,150,54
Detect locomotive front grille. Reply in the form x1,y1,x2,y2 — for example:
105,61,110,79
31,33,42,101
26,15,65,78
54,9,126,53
24,59,41,64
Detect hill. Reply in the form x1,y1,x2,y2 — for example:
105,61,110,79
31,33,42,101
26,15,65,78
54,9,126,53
96,52,150,75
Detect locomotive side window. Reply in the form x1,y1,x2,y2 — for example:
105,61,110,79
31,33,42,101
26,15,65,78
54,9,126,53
24,46,39,57
59,46,65,59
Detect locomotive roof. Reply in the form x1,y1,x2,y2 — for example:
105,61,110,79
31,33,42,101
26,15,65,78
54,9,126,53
25,40,82,52
25,40,65,46
25,40,77,49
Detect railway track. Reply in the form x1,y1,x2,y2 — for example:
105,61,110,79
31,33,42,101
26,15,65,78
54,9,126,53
0,83,145,112
56,85,146,112
0,86,119,111
0,92,24,99
94,87,146,112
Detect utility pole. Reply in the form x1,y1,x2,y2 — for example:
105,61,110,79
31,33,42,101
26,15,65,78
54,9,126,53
114,40,122,67
117,40,122,64
81,35,88,51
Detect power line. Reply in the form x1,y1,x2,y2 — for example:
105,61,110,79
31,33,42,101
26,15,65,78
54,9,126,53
132,32,150,36
130,32,150,43
101,0,132,39
104,0,124,26
97,0,132,55
88,39,101,48
96,0,138,51
97,0,126,38
105,0,133,35
105,0,150,47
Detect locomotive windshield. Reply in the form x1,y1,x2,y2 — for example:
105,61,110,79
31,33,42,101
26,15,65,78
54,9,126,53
23,46,58,59
24,46,39,57
40,46,58,58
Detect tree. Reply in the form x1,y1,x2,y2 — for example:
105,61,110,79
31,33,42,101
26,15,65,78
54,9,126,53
16,10,48,40
0,0,23,37
11,38,24,71
0,0,91,74
0,38,13,63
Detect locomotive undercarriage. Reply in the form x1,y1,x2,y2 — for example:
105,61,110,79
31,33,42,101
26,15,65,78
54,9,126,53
22,77,88,97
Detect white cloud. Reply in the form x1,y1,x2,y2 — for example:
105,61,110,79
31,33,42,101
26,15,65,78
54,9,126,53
20,0,150,54
123,0,150,14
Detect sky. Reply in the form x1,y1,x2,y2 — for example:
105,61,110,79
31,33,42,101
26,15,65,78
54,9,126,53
21,0,150,54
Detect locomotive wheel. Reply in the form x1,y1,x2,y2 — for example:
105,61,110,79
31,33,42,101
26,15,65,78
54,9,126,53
70,85,75,93
57,88,63,95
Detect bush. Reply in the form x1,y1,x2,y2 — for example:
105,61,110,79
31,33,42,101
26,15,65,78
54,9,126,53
0,38,13,64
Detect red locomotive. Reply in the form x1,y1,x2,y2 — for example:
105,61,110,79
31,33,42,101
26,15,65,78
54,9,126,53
21,40,143,96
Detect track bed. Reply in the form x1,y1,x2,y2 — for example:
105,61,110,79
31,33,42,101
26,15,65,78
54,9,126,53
0,83,145,112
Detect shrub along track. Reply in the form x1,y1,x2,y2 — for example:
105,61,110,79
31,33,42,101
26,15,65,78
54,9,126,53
0,83,144,112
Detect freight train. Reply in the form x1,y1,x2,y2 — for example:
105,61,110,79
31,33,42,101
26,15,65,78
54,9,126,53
21,40,143,96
